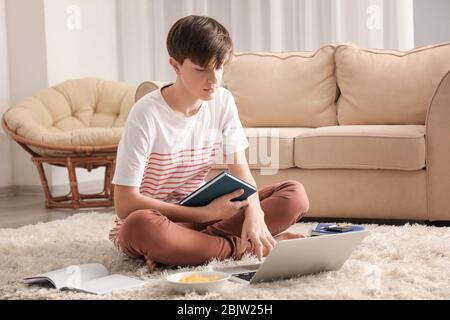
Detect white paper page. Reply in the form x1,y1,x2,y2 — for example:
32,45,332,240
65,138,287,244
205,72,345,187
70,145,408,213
23,263,109,290
79,274,146,295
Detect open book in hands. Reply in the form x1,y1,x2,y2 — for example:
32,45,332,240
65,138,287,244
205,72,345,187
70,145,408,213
23,263,146,295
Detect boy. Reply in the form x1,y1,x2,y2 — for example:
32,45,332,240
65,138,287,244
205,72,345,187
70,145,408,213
110,15,310,270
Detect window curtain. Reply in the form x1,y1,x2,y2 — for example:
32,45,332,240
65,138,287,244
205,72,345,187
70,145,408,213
117,0,414,82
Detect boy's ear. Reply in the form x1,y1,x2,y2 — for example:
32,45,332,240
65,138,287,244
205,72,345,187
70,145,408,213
169,57,180,73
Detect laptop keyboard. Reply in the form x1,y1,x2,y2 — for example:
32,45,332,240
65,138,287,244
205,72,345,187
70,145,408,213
234,271,256,281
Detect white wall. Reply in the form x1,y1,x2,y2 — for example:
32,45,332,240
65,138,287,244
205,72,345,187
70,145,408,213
414,0,450,46
5,0,49,187
0,0,13,188
43,0,119,187
44,0,119,85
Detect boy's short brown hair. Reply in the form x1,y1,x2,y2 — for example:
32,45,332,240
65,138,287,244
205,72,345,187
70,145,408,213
167,15,233,69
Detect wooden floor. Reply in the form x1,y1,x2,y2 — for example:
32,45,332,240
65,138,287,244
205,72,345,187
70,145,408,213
1,193,448,229
0,193,114,229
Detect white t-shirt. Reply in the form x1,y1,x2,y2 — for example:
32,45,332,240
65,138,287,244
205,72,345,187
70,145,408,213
112,84,249,204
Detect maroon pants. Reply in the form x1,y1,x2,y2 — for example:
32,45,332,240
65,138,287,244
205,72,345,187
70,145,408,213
117,180,310,269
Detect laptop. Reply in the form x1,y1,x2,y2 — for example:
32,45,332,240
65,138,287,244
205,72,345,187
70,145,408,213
216,230,369,284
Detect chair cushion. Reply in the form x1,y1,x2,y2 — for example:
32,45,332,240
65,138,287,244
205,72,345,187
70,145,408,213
4,78,136,155
294,125,426,170
335,42,450,125
223,46,338,127
211,128,312,170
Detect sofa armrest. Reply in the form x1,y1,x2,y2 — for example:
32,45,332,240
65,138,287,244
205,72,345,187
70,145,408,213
425,70,450,221
134,80,168,102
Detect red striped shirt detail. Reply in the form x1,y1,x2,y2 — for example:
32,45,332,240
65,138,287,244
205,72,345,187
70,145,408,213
149,142,221,157
109,143,220,248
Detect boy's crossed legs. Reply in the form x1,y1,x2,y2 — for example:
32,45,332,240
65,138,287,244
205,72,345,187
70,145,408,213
117,180,310,269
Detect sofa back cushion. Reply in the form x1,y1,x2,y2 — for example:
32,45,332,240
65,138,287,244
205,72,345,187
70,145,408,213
336,42,450,125
223,46,338,127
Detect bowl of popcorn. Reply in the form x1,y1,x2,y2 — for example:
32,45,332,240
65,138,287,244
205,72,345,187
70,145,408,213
165,271,231,293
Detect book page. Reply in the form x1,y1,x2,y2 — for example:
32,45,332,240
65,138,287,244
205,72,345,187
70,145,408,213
23,263,109,290
78,274,146,295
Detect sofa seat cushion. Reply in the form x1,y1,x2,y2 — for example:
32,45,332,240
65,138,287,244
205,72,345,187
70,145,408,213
294,125,425,170
211,127,312,170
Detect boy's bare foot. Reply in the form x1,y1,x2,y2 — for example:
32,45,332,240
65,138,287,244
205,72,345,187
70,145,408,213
274,231,305,242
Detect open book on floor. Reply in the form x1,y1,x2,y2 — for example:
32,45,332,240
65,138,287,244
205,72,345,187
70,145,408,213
23,263,146,295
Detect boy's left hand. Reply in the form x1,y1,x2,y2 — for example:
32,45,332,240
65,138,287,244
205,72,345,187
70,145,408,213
240,206,277,260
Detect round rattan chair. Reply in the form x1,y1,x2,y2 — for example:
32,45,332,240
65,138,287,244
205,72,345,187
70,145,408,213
2,77,161,208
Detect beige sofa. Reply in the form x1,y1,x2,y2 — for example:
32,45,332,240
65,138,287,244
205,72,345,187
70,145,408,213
202,42,450,222
138,42,450,221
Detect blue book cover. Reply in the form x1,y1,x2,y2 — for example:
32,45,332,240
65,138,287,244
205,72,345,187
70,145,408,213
179,171,257,207
310,223,365,236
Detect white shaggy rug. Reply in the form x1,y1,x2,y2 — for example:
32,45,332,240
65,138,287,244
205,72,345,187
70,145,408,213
0,212,449,300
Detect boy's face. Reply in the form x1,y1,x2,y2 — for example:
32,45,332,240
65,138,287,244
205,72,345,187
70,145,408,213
171,58,223,101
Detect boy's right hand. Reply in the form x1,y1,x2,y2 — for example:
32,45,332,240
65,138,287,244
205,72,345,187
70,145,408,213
203,189,249,221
